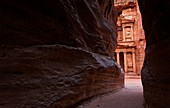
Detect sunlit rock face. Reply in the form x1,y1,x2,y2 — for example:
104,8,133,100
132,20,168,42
138,0,170,107
0,0,124,107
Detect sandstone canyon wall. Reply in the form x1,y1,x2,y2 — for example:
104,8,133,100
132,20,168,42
138,0,170,108
0,0,124,108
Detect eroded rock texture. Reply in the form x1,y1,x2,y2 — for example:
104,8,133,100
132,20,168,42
0,0,124,108
138,0,170,107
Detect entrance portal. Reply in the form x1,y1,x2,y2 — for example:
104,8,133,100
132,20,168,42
119,52,124,71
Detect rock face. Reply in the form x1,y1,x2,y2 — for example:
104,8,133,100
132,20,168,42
0,0,124,108
138,0,170,107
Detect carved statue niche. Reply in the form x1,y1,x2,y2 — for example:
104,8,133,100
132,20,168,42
127,52,133,72
125,26,132,41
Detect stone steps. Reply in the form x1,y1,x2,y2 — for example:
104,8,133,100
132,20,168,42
125,72,141,79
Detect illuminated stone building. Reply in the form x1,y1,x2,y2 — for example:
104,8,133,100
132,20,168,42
114,0,146,75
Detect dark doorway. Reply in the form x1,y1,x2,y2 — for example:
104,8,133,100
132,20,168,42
114,53,117,61
119,52,124,71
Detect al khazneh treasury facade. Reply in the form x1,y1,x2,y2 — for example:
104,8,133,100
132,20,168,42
114,0,146,75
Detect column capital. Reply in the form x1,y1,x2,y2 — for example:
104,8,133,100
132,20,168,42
124,50,127,53
132,48,135,53
115,51,120,53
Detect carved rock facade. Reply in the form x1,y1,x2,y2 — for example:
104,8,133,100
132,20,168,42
114,0,145,75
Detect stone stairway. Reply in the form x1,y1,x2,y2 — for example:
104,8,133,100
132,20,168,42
125,72,141,79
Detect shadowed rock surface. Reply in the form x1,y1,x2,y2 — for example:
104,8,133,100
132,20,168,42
0,0,124,108
138,0,170,107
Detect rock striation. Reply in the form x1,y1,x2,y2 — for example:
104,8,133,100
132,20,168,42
0,0,124,107
138,0,170,107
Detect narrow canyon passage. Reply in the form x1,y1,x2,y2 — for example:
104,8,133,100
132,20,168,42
77,76,144,108
1,0,170,107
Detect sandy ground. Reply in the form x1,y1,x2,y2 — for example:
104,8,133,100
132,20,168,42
76,76,144,108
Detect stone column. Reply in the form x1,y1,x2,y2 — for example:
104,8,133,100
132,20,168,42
132,51,136,73
123,27,126,41
131,25,134,41
123,52,127,72
116,52,120,65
